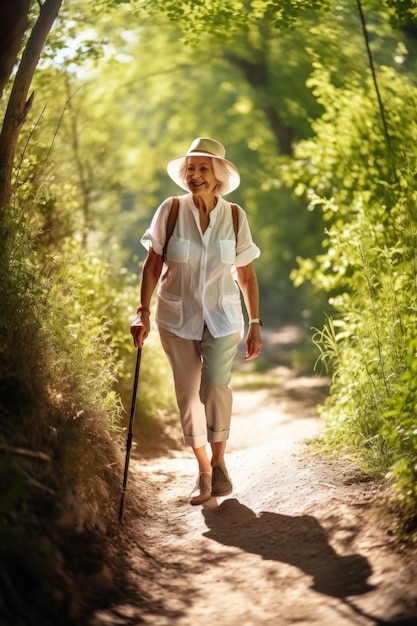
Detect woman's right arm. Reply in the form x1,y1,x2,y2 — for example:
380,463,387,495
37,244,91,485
130,248,163,348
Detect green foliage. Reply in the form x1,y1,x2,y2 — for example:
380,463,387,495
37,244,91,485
385,0,417,26
382,338,417,526
119,0,417,46
286,32,417,529
122,0,333,43
40,245,123,426
34,239,176,429
0,219,122,622
0,196,176,620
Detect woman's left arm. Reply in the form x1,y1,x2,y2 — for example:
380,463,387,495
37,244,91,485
236,262,263,361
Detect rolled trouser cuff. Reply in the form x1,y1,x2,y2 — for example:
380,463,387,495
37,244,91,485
207,426,230,443
183,432,208,448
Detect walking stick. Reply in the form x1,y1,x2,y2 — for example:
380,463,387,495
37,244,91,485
119,347,142,523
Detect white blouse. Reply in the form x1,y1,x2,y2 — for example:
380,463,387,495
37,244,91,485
141,193,261,339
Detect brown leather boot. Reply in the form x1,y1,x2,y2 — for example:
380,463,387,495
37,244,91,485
211,465,233,497
189,471,212,505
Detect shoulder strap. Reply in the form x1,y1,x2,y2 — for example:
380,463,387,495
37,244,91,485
163,197,180,261
231,203,239,246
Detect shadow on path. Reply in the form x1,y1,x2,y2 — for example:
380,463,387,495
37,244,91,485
202,498,373,598
202,499,417,625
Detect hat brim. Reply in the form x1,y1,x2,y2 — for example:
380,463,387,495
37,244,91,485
167,152,240,196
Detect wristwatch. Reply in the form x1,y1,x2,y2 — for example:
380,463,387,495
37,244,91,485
249,318,263,326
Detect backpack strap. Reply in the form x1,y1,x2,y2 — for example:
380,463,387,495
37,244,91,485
163,197,180,261
231,203,239,247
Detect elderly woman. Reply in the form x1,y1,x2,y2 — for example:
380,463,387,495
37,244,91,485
130,137,262,505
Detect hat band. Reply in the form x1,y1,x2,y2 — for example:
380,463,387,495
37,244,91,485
188,149,224,158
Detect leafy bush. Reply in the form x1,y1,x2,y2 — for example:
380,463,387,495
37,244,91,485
284,58,417,532
0,206,177,621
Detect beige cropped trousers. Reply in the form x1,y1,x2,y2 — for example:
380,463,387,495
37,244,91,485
159,325,241,449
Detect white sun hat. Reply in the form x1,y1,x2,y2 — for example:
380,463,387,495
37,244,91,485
166,137,240,195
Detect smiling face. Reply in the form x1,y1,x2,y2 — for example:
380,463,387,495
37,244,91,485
185,156,218,196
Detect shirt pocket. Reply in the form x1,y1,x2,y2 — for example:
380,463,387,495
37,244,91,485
167,238,190,263
156,290,183,328
218,240,236,265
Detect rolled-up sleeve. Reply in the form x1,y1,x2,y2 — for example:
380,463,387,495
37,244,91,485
140,198,173,256
234,207,261,267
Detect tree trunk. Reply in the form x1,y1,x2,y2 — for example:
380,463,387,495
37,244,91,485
0,0,31,98
224,51,294,156
0,0,63,224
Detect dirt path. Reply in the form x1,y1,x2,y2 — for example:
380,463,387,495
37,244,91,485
93,327,417,626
